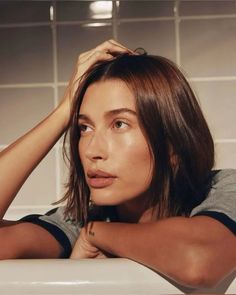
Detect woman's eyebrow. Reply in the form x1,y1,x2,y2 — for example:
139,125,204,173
78,114,93,125
78,108,137,122
104,108,137,118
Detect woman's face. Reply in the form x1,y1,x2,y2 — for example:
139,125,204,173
78,79,153,206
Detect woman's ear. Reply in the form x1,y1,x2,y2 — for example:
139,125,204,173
170,153,178,166
169,144,179,171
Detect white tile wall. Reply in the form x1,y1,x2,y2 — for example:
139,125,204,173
57,24,113,82
118,20,176,61
0,87,54,144
180,18,236,77
11,149,57,207
179,0,236,16
117,1,175,18
0,0,235,219
0,1,51,24
191,80,236,139
215,142,236,169
56,1,110,21
0,27,53,84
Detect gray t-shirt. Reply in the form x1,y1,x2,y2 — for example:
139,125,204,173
20,169,236,257
190,169,236,222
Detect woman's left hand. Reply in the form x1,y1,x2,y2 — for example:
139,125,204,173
70,223,107,259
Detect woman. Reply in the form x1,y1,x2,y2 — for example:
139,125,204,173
0,40,235,288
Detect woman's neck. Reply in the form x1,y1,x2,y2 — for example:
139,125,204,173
116,198,158,223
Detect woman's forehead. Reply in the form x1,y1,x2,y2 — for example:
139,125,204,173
79,80,136,114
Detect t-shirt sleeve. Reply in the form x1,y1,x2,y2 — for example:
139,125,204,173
190,169,236,235
19,207,80,257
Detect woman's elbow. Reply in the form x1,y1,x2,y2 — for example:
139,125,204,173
180,264,220,289
158,252,225,289
174,255,232,289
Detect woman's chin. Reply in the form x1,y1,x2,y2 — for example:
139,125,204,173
90,193,123,206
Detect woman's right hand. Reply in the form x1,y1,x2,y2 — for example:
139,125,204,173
58,39,135,128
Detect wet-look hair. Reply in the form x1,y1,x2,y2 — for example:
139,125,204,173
57,53,214,225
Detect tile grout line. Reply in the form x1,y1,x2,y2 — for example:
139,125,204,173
0,83,54,88
215,139,236,143
189,77,236,82
1,13,236,29
51,1,62,201
2,77,236,90
174,0,181,67
112,1,118,41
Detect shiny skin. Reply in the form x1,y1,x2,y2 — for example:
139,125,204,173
78,79,153,212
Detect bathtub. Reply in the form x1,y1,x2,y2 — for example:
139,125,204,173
0,258,235,294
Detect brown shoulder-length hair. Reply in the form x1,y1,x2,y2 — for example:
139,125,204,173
57,53,214,225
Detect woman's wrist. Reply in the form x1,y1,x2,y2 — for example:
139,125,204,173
86,221,117,256
86,221,105,249
87,221,96,242
54,101,71,131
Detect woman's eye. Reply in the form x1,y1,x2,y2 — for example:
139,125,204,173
113,120,129,130
79,124,92,133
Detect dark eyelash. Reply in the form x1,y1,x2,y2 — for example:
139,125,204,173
78,124,87,132
113,120,129,128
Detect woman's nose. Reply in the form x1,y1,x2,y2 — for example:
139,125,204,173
84,132,108,161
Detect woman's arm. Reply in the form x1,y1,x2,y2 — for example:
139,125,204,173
72,216,236,288
0,107,67,220
0,40,135,259
0,39,132,221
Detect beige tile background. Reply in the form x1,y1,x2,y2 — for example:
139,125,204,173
118,20,176,61
0,27,53,84
0,0,235,219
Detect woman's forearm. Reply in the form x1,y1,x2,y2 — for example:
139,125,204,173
0,105,67,219
87,220,191,284
87,218,236,288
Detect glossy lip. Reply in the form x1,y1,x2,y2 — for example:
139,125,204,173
87,169,116,178
87,169,117,188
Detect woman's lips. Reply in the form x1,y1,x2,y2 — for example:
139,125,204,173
87,169,117,188
87,177,116,188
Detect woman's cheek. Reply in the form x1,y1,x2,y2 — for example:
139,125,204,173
112,132,152,176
